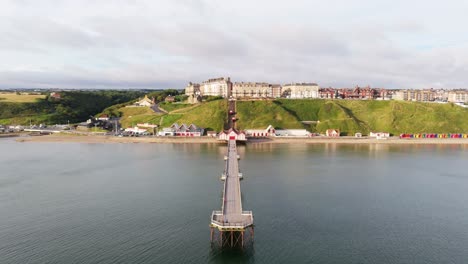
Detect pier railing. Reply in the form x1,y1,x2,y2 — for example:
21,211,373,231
211,211,254,228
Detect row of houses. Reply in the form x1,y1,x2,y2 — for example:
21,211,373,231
127,122,467,140
184,77,390,101
149,123,345,138
184,77,468,103
391,89,468,103
218,128,393,141
448,90,468,103
319,86,388,100
157,123,205,137
242,126,392,138
400,133,468,139
184,77,320,101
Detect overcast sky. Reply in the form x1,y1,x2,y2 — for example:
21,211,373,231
1,0,468,89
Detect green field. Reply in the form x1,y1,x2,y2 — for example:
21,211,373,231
0,92,45,103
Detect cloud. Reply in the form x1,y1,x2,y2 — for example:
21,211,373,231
1,0,468,89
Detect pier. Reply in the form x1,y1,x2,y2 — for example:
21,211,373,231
210,97,253,247
210,138,254,247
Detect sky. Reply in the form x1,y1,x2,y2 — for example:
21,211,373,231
1,0,468,89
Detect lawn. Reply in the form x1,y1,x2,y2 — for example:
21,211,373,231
118,107,163,128
236,100,303,130
175,100,227,131
0,92,45,103
116,101,226,131
0,114,54,126
159,102,193,113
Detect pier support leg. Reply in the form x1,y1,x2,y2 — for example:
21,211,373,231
231,231,233,247
220,231,223,246
241,231,244,248
251,226,254,242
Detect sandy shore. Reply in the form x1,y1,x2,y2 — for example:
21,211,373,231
0,133,21,138
250,137,468,145
15,134,222,144
14,134,468,145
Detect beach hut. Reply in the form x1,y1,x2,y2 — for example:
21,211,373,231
326,129,340,137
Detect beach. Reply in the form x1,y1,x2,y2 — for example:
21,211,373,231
13,134,468,145
15,134,222,144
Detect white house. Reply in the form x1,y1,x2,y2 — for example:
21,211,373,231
137,123,158,129
218,129,246,141
245,125,276,137
158,128,175,136
275,129,311,137
97,114,110,121
134,95,154,107
369,132,390,139
326,129,340,137
158,123,204,137
207,131,217,137
246,125,311,137
283,83,320,98
124,126,148,135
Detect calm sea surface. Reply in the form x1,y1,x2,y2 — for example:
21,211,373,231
0,139,467,264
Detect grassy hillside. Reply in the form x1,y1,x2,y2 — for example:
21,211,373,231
109,100,227,131
118,107,163,128
175,100,227,131
268,99,468,135
158,102,191,112
110,98,468,135
236,101,303,129
0,91,143,125
0,100,54,125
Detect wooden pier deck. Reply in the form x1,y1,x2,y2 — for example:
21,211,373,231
210,139,254,247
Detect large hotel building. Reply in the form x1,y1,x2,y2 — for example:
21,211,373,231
184,77,320,101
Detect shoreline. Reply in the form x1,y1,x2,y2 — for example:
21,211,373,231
0,133,21,138
13,134,468,145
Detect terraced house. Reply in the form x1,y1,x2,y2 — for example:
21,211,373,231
393,89,435,102
448,90,468,103
231,82,276,99
184,77,319,99
158,123,205,137
200,77,232,97
282,83,320,99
